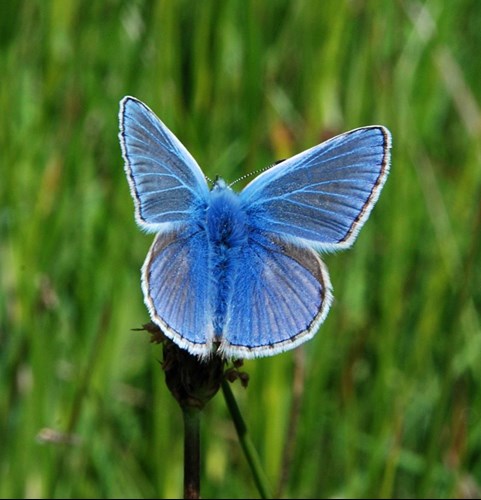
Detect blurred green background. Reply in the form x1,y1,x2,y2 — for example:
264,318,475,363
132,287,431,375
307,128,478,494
1,0,481,498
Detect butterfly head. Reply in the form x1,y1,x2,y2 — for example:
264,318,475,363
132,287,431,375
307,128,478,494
212,176,230,192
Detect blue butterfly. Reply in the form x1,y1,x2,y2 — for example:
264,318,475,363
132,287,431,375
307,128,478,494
119,96,391,360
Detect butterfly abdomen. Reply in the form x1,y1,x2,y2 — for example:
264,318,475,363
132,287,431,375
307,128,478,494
206,184,248,338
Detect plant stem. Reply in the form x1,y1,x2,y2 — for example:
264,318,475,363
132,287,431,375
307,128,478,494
221,379,272,499
183,407,201,499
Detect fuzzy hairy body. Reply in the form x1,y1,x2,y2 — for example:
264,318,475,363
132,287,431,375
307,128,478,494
205,182,248,337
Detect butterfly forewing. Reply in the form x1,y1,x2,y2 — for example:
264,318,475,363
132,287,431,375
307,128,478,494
119,96,209,232
240,126,391,250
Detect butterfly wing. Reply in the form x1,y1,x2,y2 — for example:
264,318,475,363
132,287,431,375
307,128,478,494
119,96,210,233
142,225,213,358
218,232,333,359
240,126,391,250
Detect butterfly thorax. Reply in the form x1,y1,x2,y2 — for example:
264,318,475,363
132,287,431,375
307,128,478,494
207,179,247,247
206,179,248,337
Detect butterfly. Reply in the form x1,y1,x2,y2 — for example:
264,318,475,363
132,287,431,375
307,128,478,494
119,96,391,360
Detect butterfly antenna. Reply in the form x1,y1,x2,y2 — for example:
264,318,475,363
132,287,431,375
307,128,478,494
229,159,287,188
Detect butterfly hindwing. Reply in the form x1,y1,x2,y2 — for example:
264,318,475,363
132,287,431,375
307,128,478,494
240,126,391,250
218,231,333,359
119,96,209,232
142,225,213,357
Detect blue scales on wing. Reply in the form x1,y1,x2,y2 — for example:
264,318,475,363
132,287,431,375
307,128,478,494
240,126,391,250
119,96,209,232
218,232,333,359
142,225,213,358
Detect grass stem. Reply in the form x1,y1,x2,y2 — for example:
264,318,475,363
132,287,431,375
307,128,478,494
221,379,273,499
